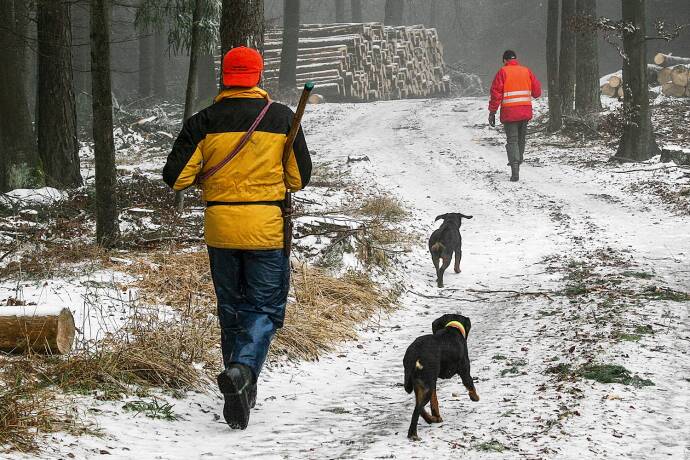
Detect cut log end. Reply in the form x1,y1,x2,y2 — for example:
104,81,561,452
0,306,76,355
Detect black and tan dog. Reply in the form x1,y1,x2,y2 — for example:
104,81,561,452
403,314,479,440
429,213,473,287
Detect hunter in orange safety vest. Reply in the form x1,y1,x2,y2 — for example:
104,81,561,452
488,57,542,124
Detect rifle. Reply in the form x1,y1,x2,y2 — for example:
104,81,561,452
282,82,315,257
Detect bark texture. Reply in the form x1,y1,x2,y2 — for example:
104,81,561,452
558,0,576,115
0,307,75,355
91,0,120,247
0,0,42,192
616,0,659,161
546,0,562,132
37,0,83,188
574,0,601,114
279,0,300,92
220,0,264,56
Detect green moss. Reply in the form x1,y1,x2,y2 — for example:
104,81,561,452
475,440,507,452
580,364,654,387
622,270,654,279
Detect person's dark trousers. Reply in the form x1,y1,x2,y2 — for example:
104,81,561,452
207,247,290,380
503,120,528,165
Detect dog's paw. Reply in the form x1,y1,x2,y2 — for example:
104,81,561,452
431,416,443,423
408,434,422,442
454,268,461,273
468,390,480,402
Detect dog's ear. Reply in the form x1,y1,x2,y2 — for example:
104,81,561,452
434,214,448,222
432,315,451,334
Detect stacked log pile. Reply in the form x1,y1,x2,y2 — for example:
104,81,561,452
655,53,690,98
263,23,450,102
600,65,662,99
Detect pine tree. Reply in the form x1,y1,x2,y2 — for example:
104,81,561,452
558,0,576,116
91,0,119,247
279,0,300,93
220,0,264,55
546,0,562,132
615,0,659,161
37,0,83,189
575,0,601,114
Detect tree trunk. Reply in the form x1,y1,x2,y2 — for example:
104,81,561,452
558,0,576,116
279,0,300,92
0,306,75,355
37,0,83,189
616,0,659,162
138,28,153,98
351,0,362,22
575,0,601,114
654,53,690,67
154,26,167,100
0,0,42,192
429,1,438,27
335,0,345,22
198,53,217,101
91,0,119,247
220,0,265,57
384,0,404,26
71,1,91,100
546,0,562,132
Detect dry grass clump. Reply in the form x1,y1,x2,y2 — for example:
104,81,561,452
0,243,110,280
129,251,395,362
0,379,61,452
274,266,395,360
358,195,407,223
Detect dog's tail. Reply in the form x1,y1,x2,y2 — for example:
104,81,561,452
404,359,424,393
430,242,445,256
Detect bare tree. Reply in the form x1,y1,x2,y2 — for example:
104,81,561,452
154,25,167,99
138,26,153,98
198,53,218,100
279,0,300,93
351,0,362,22
558,0,576,116
220,0,264,55
575,0,601,114
384,0,404,26
37,0,83,189
615,0,659,161
335,0,344,22
0,0,42,192
546,0,562,132
91,0,119,247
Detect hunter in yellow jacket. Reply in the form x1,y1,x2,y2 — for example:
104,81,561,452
162,46,311,431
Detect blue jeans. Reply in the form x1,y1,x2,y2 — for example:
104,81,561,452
207,247,290,378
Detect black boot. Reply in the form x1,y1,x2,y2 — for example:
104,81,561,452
510,164,519,182
248,382,257,409
218,364,254,429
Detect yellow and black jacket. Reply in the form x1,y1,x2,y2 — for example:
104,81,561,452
163,87,311,249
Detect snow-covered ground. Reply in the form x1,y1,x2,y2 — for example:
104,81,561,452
8,98,690,459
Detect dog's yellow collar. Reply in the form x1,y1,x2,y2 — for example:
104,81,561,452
446,321,466,338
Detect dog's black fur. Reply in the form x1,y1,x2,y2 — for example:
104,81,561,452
428,213,473,287
403,314,479,440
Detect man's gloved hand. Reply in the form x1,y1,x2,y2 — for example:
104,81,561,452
488,112,496,127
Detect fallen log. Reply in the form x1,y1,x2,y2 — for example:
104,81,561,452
608,75,622,88
0,306,76,354
661,82,687,97
670,65,689,87
601,83,617,97
654,53,690,67
657,66,673,85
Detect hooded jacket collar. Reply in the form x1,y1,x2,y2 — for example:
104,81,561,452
505,59,521,67
214,86,270,103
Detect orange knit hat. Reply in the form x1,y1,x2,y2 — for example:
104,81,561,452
222,46,264,88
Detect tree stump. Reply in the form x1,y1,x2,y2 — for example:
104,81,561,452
0,306,76,354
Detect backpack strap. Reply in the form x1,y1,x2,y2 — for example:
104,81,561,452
198,100,273,184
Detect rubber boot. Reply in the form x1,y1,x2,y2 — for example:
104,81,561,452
218,364,254,429
510,164,519,182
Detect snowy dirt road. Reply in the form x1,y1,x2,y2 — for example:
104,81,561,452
43,99,689,460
